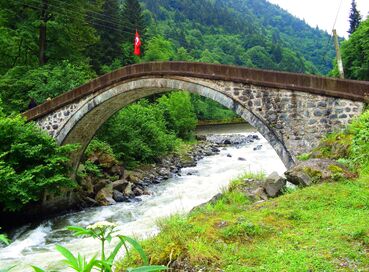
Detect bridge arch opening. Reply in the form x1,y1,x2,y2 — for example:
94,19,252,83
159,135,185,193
56,77,294,171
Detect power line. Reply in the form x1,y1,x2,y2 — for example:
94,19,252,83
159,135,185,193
331,0,344,32
27,0,140,30
21,2,138,39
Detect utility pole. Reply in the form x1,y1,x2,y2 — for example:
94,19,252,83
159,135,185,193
332,29,345,79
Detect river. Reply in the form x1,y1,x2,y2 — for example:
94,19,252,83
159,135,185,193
0,123,286,271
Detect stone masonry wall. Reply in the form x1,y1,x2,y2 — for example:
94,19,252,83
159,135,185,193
35,76,365,169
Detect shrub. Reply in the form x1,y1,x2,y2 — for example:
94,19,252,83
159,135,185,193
157,91,197,140
349,110,369,174
97,100,176,167
0,114,77,211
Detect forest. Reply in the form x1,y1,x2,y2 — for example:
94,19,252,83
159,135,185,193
0,0,368,213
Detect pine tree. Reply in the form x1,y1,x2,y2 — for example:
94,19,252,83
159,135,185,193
121,0,146,42
348,0,362,35
89,0,123,72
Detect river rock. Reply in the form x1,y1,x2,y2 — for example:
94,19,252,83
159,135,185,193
109,165,125,178
263,172,286,197
238,157,246,161
113,190,129,202
93,179,110,193
95,184,116,206
195,135,207,141
253,145,262,151
126,171,144,183
82,196,99,207
227,153,232,157
112,179,128,192
285,159,352,187
247,187,268,202
124,182,135,197
133,187,144,196
81,176,94,197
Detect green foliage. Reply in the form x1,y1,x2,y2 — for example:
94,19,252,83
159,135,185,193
141,0,334,74
0,0,98,70
143,36,176,61
0,228,10,245
0,114,77,211
191,94,237,121
157,92,197,140
349,110,369,174
120,172,369,271
97,100,176,166
122,0,146,43
340,18,369,80
88,0,123,73
31,222,167,272
0,61,95,113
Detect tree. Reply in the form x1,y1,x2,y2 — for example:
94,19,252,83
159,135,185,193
89,0,123,73
348,0,362,35
157,92,197,140
341,18,369,80
121,0,146,43
143,36,175,61
0,114,77,211
0,0,98,71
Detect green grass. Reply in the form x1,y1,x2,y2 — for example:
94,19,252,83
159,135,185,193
117,110,369,271
117,174,369,271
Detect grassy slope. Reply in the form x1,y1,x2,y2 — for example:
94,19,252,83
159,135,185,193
117,110,369,271
118,173,369,271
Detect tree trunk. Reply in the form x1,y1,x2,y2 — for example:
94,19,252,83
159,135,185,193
39,0,48,65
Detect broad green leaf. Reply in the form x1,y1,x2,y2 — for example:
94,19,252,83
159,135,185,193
119,236,148,265
30,266,46,272
55,245,78,270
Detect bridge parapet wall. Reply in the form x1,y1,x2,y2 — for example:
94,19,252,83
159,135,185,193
34,76,365,169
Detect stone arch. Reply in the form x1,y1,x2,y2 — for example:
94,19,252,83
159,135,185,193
57,77,294,172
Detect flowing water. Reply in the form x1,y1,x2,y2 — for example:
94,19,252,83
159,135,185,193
0,123,286,271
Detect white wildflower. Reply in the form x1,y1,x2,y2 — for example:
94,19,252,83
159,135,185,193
87,221,117,230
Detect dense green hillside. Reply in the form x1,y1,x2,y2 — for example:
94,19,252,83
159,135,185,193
140,0,336,74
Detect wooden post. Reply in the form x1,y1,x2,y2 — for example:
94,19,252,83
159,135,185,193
333,29,345,79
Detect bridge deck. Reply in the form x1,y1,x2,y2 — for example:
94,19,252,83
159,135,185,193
24,62,369,120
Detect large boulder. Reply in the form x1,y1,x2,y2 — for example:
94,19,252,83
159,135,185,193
263,172,286,197
112,179,128,192
124,182,135,197
285,159,352,187
113,190,130,202
93,179,110,194
109,165,125,178
95,184,116,206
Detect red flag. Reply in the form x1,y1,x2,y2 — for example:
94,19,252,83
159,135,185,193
134,30,141,56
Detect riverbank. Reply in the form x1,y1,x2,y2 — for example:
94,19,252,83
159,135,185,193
117,109,369,271
117,172,369,271
77,133,263,208
0,130,287,271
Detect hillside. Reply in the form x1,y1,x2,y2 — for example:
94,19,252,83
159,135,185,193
140,0,336,74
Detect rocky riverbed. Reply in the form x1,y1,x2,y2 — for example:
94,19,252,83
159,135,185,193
78,134,262,207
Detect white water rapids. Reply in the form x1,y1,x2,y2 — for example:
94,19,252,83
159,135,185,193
0,124,286,271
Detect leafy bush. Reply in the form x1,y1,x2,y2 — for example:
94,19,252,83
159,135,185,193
0,115,77,211
98,100,176,167
349,110,369,174
0,61,94,113
191,94,237,121
157,92,197,140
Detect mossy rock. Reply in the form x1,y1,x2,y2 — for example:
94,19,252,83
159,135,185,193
285,159,354,187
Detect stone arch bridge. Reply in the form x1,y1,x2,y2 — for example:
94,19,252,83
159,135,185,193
24,62,368,171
